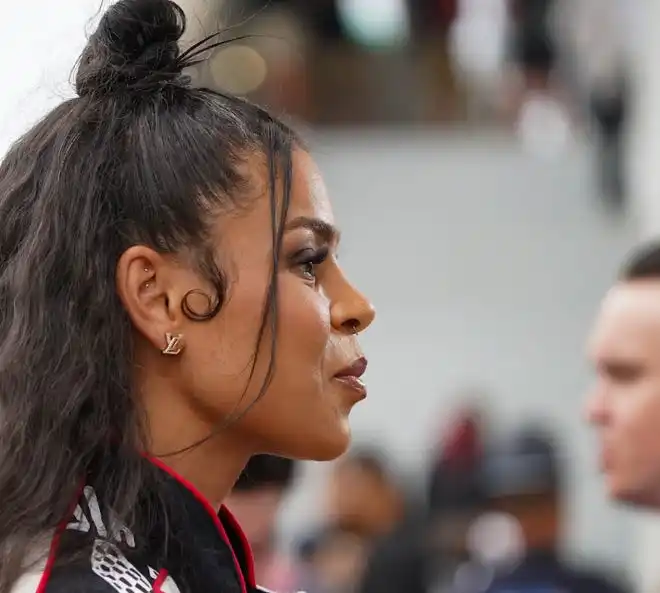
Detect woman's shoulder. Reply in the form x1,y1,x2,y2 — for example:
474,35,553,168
12,566,118,593
12,532,158,593
11,550,120,593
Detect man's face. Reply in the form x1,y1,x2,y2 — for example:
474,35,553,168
325,462,396,535
586,280,660,507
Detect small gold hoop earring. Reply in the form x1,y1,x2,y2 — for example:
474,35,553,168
162,333,184,356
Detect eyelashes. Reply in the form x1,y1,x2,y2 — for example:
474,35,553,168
290,245,330,282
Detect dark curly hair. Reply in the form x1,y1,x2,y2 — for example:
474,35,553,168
0,0,299,588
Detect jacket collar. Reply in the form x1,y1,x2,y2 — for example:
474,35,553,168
147,455,257,593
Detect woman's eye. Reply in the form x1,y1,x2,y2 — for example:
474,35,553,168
300,261,316,280
294,247,329,283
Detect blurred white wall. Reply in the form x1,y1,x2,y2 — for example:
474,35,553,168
0,0,90,154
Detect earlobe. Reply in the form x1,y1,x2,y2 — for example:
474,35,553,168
116,245,179,352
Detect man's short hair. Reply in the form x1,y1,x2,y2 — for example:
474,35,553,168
337,447,390,482
621,241,660,281
233,454,296,493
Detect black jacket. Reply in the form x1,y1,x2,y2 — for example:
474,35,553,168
12,458,274,593
483,551,629,593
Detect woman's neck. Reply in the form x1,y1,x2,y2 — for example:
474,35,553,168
140,381,253,507
152,440,251,509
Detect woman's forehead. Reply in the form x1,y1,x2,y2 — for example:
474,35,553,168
289,150,333,221
213,150,336,243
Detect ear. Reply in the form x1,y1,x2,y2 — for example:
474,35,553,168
115,245,183,352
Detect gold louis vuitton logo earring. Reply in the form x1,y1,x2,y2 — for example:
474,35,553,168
162,332,184,356
146,271,184,356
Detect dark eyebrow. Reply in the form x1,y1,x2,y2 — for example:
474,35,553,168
284,216,340,244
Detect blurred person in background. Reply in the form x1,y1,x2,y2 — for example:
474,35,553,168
298,448,408,593
359,405,487,593
448,0,510,122
298,525,371,593
586,241,660,509
477,426,628,593
423,407,488,593
325,448,405,541
508,0,557,100
226,455,300,591
554,0,636,209
505,0,573,154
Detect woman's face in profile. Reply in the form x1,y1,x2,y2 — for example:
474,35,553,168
162,149,375,461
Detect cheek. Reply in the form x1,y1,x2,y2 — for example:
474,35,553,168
277,279,331,367
614,386,660,462
181,272,271,405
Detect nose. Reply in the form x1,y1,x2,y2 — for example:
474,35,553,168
584,384,609,426
329,271,376,335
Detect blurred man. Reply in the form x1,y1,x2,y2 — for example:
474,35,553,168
586,242,660,508
298,525,371,593
555,0,635,209
359,407,486,593
324,449,405,540
226,454,299,591
298,449,408,593
448,0,510,121
479,427,628,593
508,0,557,93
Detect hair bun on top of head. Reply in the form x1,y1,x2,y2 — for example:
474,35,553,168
75,0,189,97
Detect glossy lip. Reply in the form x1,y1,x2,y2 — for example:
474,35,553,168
333,356,368,400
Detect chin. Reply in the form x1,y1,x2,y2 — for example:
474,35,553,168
280,422,352,462
307,430,352,461
607,478,660,510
